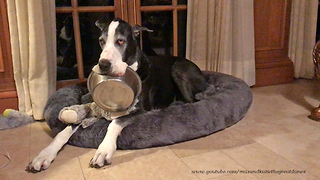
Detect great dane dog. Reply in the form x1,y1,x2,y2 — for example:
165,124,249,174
27,18,206,172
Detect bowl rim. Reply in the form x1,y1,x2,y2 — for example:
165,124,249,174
87,67,142,112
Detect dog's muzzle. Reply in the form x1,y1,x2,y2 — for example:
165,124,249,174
99,60,111,72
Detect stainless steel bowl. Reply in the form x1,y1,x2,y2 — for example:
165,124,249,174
87,67,142,112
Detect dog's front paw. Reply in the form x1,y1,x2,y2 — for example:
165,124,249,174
26,150,56,173
89,143,116,168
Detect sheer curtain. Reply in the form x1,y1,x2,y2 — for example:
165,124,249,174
288,0,318,79
186,0,256,86
7,0,56,120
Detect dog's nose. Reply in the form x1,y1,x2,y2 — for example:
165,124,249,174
99,60,111,71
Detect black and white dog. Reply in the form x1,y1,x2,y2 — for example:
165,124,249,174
27,18,206,172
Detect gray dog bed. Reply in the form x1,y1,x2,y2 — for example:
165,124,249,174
44,71,252,149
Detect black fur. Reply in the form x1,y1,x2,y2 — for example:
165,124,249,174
27,18,252,173
97,18,207,114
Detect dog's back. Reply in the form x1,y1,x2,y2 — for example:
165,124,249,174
138,55,207,111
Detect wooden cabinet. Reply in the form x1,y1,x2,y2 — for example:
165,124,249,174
0,0,18,113
254,0,294,86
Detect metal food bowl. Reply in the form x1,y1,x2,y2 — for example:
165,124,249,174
87,67,142,112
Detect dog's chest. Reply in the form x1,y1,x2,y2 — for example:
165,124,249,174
138,57,180,111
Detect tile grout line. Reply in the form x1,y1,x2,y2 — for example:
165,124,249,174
78,156,87,180
230,127,319,179
220,127,283,179
253,141,319,179
293,114,320,131
168,148,202,180
28,124,32,163
219,147,261,179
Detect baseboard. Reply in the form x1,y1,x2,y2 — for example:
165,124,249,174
255,60,294,87
0,97,18,113
0,91,18,113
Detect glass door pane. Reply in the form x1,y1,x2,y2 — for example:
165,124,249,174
56,0,117,81
135,0,187,57
178,10,187,57
141,11,173,56
56,13,77,80
141,0,172,6
178,0,187,5
78,0,115,6
56,0,71,7
79,12,115,78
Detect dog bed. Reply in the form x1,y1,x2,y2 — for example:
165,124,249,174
45,71,252,149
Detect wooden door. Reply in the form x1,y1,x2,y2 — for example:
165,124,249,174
0,0,18,113
254,0,294,86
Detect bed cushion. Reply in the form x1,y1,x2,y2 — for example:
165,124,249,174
45,71,252,149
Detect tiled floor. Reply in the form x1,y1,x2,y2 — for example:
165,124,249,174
1,79,320,180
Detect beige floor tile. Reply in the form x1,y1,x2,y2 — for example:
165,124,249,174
209,173,258,180
29,122,90,157
247,118,320,178
246,93,310,121
30,121,55,139
248,79,320,120
251,79,320,100
28,157,84,180
295,114,320,130
27,122,93,178
30,121,55,137
79,147,199,180
170,127,254,158
77,149,116,180
222,143,317,179
29,122,57,158
0,156,84,180
0,143,30,171
181,150,245,180
2,79,320,180
0,167,35,180
260,173,318,180
0,125,31,173
233,116,314,142
0,125,30,146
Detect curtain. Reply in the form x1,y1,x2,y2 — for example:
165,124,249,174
186,0,256,86
288,0,318,79
7,0,56,120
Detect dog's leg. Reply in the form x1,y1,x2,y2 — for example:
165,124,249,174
89,119,125,168
172,59,207,102
27,125,80,173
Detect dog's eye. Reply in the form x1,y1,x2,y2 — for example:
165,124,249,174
117,39,124,46
99,38,105,46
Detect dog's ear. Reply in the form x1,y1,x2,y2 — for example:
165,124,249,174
132,25,153,37
95,20,108,31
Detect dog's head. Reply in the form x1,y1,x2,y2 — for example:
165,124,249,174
93,18,152,76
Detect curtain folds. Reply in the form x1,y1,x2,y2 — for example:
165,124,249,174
186,0,256,86
7,0,56,120
288,0,318,79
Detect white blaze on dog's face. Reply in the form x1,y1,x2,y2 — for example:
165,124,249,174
97,21,128,76
94,19,141,76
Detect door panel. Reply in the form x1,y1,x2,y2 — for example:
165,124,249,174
254,0,294,86
0,0,18,112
